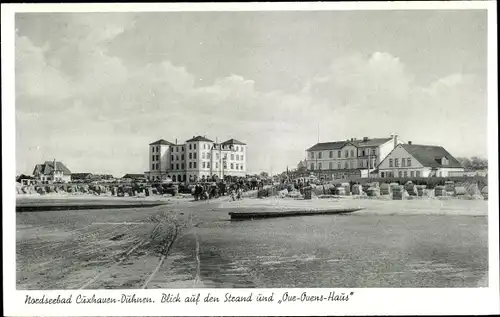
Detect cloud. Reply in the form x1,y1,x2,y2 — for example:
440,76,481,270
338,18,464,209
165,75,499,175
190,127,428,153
15,16,486,177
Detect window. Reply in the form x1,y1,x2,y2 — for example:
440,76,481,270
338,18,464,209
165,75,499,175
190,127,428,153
216,153,220,160
176,147,179,152
216,162,218,168
395,158,399,167
241,155,244,161
180,163,184,169
151,164,154,170
193,162,197,168
183,175,186,182
311,163,315,170
362,150,366,156
172,175,176,182
156,146,159,152
318,152,322,159
202,153,205,159
416,171,421,177
207,162,210,168
202,162,206,168
203,144,206,150
403,171,408,178
389,159,393,167
402,158,406,167
381,172,385,178
194,144,197,150
231,154,234,160
236,146,239,151
398,171,403,178
329,162,333,169
407,158,412,167
338,151,341,158
181,154,184,160
235,164,238,170
176,155,179,161
189,162,192,169
189,144,192,150
241,165,244,170
189,153,192,159
410,171,414,177
207,153,211,159
310,152,314,159
329,151,333,158
345,162,348,169
338,163,341,169
230,163,234,169
345,151,349,158
171,164,174,170
319,163,322,169
194,153,197,159
152,155,155,161
350,150,354,157
171,155,174,161
224,153,227,159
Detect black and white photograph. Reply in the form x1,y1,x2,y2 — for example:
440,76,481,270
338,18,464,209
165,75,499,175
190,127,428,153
2,1,499,316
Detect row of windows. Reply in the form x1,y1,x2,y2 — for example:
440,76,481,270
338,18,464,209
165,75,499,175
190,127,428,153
152,154,160,161
389,158,412,167
152,146,160,153
310,162,357,170
310,148,377,159
165,161,245,170
381,171,421,178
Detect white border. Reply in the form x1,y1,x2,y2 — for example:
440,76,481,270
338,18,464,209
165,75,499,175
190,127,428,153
2,2,499,316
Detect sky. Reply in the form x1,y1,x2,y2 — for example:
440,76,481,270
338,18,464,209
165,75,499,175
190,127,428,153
15,10,488,176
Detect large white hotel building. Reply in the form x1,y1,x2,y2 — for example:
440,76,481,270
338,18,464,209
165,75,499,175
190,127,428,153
145,136,247,183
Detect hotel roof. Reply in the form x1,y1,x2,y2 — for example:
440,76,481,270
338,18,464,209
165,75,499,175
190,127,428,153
221,138,246,145
149,139,175,146
186,135,214,143
400,144,463,168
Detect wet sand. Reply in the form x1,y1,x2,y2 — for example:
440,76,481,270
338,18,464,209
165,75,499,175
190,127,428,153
16,197,488,289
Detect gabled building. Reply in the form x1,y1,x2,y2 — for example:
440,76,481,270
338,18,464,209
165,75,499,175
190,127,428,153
33,160,71,183
145,135,247,183
377,142,464,178
305,134,401,179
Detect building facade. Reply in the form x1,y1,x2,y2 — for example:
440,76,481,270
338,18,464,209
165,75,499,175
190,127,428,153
145,136,247,183
305,135,401,179
33,160,72,183
377,142,464,178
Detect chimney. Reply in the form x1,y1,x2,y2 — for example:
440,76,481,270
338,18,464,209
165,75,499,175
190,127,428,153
408,141,412,145
363,136,368,141
175,138,177,145
393,134,399,148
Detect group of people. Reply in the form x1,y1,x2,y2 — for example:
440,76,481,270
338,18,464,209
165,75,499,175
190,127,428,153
192,181,250,201
193,182,229,201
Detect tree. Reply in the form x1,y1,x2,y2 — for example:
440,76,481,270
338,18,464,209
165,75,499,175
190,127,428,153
457,156,487,170
470,156,488,170
296,160,307,172
457,157,472,169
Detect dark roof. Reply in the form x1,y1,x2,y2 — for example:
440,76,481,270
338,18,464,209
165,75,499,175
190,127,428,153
221,138,246,145
122,174,145,179
71,173,93,179
352,138,392,147
401,144,463,168
149,139,174,146
17,174,36,181
185,135,214,143
307,141,348,151
33,161,71,175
